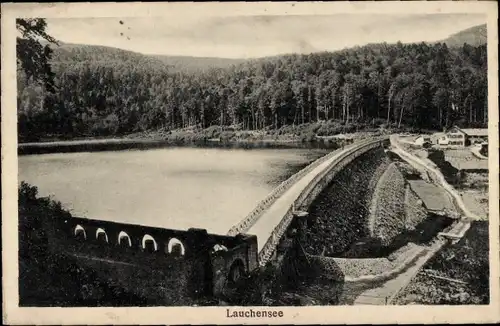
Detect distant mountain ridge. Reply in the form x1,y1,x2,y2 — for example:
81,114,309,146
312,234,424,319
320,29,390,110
20,24,487,142
43,23,487,73
440,24,487,47
46,41,248,73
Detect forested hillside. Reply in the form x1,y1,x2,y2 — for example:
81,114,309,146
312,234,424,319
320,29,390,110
441,24,487,48
18,39,488,141
153,55,248,73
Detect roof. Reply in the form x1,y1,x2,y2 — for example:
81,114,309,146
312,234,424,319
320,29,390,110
461,128,488,137
430,132,446,142
451,159,489,171
408,180,455,212
446,126,488,137
446,126,467,135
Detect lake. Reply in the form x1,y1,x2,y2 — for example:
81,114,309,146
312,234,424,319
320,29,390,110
18,147,328,234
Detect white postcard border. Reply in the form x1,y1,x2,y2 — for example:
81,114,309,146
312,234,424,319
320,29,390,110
2,2,499,324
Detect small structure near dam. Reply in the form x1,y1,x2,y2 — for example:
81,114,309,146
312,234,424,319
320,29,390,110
43,216,258,305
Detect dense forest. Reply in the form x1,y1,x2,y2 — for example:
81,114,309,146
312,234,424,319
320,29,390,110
17,26,488,141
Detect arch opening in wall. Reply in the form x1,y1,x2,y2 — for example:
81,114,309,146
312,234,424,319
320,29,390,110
142,234,158,253
227,258,246,288
118,231,132,247
166,238,185,257
74,225,87,241
96,228,108,243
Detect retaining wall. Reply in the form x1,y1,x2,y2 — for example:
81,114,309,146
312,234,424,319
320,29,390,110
404,184,429,231
369,163,407,245
287,243,428,305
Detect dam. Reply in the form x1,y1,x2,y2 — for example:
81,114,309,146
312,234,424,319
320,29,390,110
19,135,464,306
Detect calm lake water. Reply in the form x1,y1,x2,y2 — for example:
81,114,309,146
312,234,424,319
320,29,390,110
18,147,327,234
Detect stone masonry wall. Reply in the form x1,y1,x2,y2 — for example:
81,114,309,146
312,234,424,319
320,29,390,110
302,147,390,256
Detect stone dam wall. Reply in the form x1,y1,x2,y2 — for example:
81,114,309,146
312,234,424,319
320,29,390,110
301,146,391,257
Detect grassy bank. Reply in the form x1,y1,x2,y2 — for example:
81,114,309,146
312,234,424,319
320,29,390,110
125,120,387,142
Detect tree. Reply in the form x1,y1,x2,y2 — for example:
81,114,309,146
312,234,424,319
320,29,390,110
17,38,488,140
16,19,58,93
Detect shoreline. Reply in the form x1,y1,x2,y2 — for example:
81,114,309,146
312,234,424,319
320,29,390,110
18,120,396,155
18,135,357,155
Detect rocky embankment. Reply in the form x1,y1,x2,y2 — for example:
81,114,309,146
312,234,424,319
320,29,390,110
369,162,428,247
302,146,452,261
303,147,391,257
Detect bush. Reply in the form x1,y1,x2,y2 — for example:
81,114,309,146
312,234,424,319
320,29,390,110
301,132,317,143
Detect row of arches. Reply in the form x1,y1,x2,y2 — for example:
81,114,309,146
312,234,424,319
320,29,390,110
74,225,186,256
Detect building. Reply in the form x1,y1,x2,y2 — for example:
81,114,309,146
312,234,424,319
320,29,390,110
453,159,489,173
434,126,488,147
443,126,468,146
430,132,446,145
461,128,489,145
414,135,431,147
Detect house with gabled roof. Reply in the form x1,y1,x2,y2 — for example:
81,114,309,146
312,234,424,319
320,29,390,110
435,126,488,147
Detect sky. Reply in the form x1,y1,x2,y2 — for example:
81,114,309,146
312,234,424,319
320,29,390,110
45,14,487,59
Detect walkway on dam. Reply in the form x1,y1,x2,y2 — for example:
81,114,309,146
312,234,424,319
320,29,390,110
247,144,353,252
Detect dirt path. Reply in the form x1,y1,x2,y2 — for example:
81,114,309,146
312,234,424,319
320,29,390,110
353,242,443,305
390,135,482,220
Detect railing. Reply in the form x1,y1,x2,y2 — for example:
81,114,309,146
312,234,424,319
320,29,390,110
226,141,357,236
257,137,389,265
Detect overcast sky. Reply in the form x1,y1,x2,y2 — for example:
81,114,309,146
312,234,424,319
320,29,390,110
45,14,486,58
